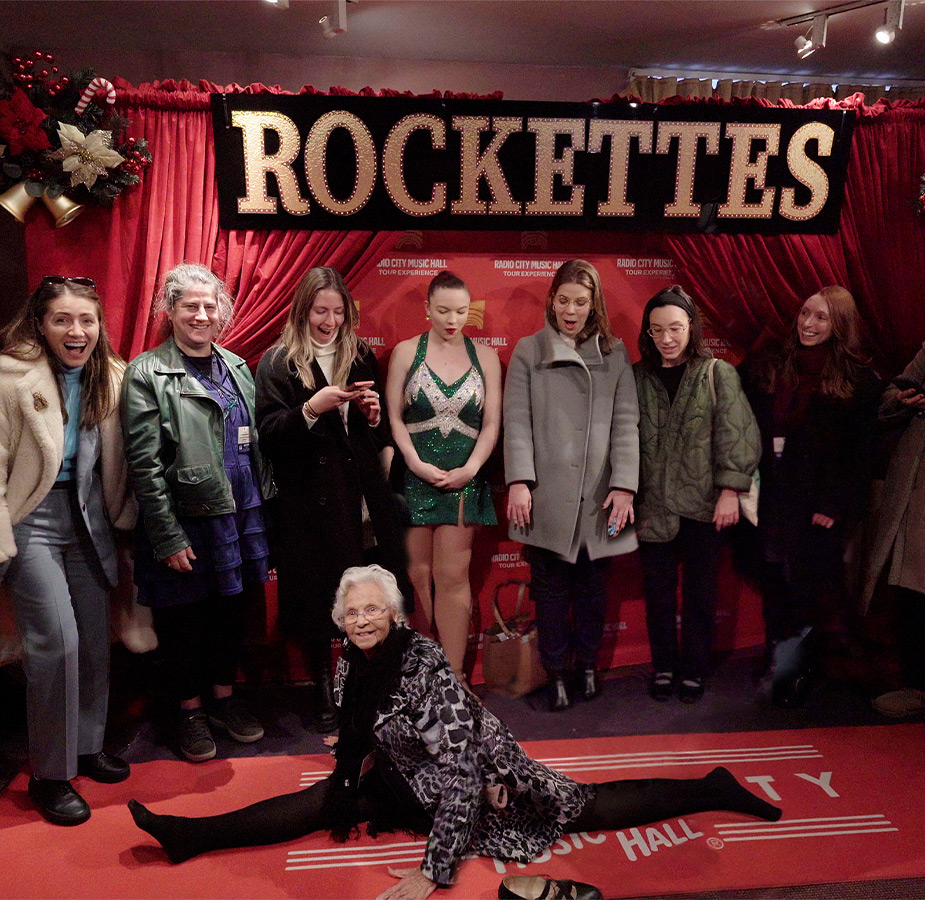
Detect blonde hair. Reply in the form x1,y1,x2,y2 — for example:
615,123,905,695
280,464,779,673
282,267,361,390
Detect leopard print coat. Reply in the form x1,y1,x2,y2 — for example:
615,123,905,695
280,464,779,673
334,630,594,886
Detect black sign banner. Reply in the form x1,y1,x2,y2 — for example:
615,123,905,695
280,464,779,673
211,94,855,234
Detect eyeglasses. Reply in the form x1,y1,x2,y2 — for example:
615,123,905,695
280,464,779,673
647,324,689,339
41,275,97,290
552,296,591,312
340,604,389,625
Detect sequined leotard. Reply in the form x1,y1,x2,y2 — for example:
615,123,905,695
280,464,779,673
402,333,497,526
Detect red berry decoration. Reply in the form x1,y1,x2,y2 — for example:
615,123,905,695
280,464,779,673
33,50,43,59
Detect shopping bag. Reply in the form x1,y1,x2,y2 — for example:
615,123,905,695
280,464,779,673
481,580,546,698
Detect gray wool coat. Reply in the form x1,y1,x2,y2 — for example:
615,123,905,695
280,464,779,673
503,323,640,562
860,343,925,612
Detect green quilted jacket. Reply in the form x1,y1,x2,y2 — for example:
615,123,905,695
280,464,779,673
633,356,760,543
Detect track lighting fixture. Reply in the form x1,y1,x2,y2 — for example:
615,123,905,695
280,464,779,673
794,14,827,58
875,0,905,42
320,0,348,38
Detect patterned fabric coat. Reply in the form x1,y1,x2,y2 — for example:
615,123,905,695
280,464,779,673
634,356,760,543
334,631,593,885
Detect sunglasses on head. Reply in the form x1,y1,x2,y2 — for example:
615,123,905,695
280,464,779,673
40,275,97,290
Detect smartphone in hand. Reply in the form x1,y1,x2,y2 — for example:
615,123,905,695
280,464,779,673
345,380,375,392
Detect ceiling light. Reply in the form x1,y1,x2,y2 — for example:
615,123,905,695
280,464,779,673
795,14,828,58
320,0,348,38
264,0,289,8
875,0,905,43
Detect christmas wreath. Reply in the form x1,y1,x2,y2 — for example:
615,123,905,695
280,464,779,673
0,50,151,225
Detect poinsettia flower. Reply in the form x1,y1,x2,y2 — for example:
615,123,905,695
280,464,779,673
0,88,51,156
48,122,125,189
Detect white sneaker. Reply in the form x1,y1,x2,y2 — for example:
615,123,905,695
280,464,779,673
872,688,925,718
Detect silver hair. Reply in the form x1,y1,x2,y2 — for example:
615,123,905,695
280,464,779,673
331,564,407,630
156,262,235,332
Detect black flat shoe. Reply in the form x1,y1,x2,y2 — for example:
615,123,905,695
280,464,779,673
28,776,91,826
649,671,674,702
499,874,603,900
77,751,130,783
679,679,705,704
548,674,571,712
579,668,600,701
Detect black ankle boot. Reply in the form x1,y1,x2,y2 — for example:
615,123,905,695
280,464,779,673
315,669,337,733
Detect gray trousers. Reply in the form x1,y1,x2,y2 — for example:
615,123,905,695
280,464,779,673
6,486,111,780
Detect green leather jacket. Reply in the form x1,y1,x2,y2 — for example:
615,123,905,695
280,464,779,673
633,356,760,543
120,338,274,560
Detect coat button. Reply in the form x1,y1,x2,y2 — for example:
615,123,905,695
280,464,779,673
319,456,327,465
319,497,327,506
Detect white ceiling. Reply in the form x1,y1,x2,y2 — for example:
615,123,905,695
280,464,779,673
2,0,923,85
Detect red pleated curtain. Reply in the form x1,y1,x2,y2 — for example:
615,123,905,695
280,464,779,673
21,82,925,376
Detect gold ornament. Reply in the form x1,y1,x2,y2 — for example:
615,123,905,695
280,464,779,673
49,123,125,190
42,192,85,228
0,181,38,222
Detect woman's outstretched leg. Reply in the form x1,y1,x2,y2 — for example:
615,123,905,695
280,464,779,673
128,780,330,863
568,767,781,833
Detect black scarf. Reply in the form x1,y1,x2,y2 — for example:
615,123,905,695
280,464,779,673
322,624,415,841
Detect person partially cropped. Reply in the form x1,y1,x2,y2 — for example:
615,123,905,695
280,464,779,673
634,286,759,704
861,342,925,719
256,266,407,732
504,259,639,711
0,275,135,825
128,564,782,900
121,263,273,761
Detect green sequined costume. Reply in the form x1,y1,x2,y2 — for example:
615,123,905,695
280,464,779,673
402,333,497,526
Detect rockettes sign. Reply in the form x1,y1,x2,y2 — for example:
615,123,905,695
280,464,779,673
211,95,855,234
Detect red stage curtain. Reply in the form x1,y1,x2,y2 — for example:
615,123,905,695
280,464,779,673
664,95,925,375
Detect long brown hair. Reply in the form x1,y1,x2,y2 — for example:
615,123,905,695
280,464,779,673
545,259,614,354
0,278,121,427
281,267,363,390
637,285,712,371
768,286,868,399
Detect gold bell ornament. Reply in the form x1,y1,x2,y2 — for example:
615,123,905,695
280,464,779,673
0,182,84,228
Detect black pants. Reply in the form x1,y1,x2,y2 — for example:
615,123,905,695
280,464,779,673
530,546,610,673
894,586,925,690
638,518,722,681
152,590,250,702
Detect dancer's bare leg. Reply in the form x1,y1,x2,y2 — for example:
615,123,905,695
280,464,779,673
432,522,476,679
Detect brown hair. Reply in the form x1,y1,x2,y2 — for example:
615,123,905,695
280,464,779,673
0,278,121,427
427,270,468,300
545,259,613,353
768,286,868,399
281,267,363,390
637,285,712,371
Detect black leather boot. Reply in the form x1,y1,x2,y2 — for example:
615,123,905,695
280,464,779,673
315,667,338,733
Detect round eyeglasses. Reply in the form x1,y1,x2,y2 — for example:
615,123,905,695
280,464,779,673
647,324,689,339
552,296,591,312
340,604,389,625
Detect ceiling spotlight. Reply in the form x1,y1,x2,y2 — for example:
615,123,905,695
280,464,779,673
320,0,348,38
795,14,827,58
875,0,905,43
264,0,289,8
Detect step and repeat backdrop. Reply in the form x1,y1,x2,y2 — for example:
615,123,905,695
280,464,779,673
260,239,764,683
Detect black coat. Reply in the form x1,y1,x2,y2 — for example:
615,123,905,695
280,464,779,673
255,344,407,639
740,344,881,560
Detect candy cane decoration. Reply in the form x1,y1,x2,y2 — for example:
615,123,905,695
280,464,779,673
74,77,116,115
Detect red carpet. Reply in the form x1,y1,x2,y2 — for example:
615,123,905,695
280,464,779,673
1,725,923,899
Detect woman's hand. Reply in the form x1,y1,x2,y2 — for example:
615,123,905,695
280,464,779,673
603,489,634,535
163,546,196,573
897,387,925,410
376,866,436,900
812,513,835,529
353,387,382,426
507,483,532,530
434,465,474,491
409,459,448,486
713,488,740,531
308,385,363,416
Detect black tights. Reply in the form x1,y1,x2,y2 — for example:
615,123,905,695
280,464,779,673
129,766,780,865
